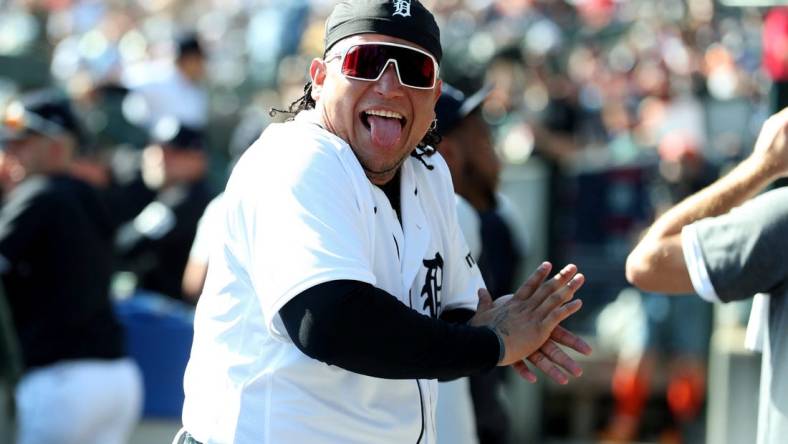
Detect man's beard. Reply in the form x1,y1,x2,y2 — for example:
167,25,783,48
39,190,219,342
358,149,413,184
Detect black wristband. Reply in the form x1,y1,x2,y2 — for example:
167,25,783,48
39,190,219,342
484,326,505,365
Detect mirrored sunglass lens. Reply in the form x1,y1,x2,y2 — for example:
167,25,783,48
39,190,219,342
342,45,390,80
342,45,435,88
391,47,435,88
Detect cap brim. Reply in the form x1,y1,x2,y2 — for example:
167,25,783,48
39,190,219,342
458,83,493,119
0,127,28,143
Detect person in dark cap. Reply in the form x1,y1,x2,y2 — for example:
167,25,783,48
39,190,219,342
436,84,527,332
434,84,497,206
432,83,490,444
0,89,143,444
435,83,532,444
115,117,213,303
123,31,208,128
175,32,207,88
177,33,204,59
177,2,590,443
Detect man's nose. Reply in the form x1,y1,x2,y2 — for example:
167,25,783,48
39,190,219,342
374,62,405,96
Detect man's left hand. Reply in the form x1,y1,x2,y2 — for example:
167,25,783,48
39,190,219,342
478,290,592,385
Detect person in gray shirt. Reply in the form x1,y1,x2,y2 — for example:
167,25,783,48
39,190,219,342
626,107,788,444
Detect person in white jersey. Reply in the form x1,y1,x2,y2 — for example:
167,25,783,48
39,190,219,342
178,1,592,443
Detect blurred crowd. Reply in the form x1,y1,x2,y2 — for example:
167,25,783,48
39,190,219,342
0,0,777,159
0,1,779,182
0,0,786,443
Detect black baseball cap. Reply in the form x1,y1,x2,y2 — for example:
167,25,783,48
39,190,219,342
324,0,442,63
150,117,205,151
176,32,204,58
434,83,492,137
1,89,86,144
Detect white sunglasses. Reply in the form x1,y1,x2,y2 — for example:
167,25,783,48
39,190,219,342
325,41,440,90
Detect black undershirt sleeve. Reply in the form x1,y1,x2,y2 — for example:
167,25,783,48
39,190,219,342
279,280,500,380
440,308,475,325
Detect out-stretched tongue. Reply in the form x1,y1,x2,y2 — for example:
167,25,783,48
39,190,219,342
368,115,402,148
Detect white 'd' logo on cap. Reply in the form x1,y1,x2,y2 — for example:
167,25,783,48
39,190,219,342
392,0,411,17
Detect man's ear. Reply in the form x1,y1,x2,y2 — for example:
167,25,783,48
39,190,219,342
431,78,443,107
309,58,327,102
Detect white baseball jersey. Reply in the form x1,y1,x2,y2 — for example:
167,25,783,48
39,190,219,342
182,109,485,444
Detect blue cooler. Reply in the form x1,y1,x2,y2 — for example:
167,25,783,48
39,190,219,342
115,292,195,418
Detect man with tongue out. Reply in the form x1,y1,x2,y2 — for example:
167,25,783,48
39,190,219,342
178,2,591,444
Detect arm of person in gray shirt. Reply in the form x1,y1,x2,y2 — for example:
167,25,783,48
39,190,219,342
688,188,788,302
626,107,788,294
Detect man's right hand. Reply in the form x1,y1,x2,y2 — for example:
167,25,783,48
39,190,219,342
469,262,585,367
752,106,788,179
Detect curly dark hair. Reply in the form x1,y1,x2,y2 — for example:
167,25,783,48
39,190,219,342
270,81,441,157
269,81,317,118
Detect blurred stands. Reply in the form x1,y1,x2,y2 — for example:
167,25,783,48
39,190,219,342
0,1,783,443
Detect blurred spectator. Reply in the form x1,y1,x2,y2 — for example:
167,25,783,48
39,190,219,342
116,118,213,303
436,83,530,444
654,133,718,202
432,84,485,444
0,89,142,444
181,193,224,303
438,83,527,303
764,7,788,148
123,32,209,129
0,283,21,444
181,106,266,302
762,7,788,86
599,130,718,443
246,1,312,88
82,83,149,151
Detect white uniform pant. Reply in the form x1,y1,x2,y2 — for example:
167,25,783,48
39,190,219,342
15,357,143,444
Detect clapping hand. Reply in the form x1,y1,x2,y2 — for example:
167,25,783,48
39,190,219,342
752,107,788,179
470,262,592,384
